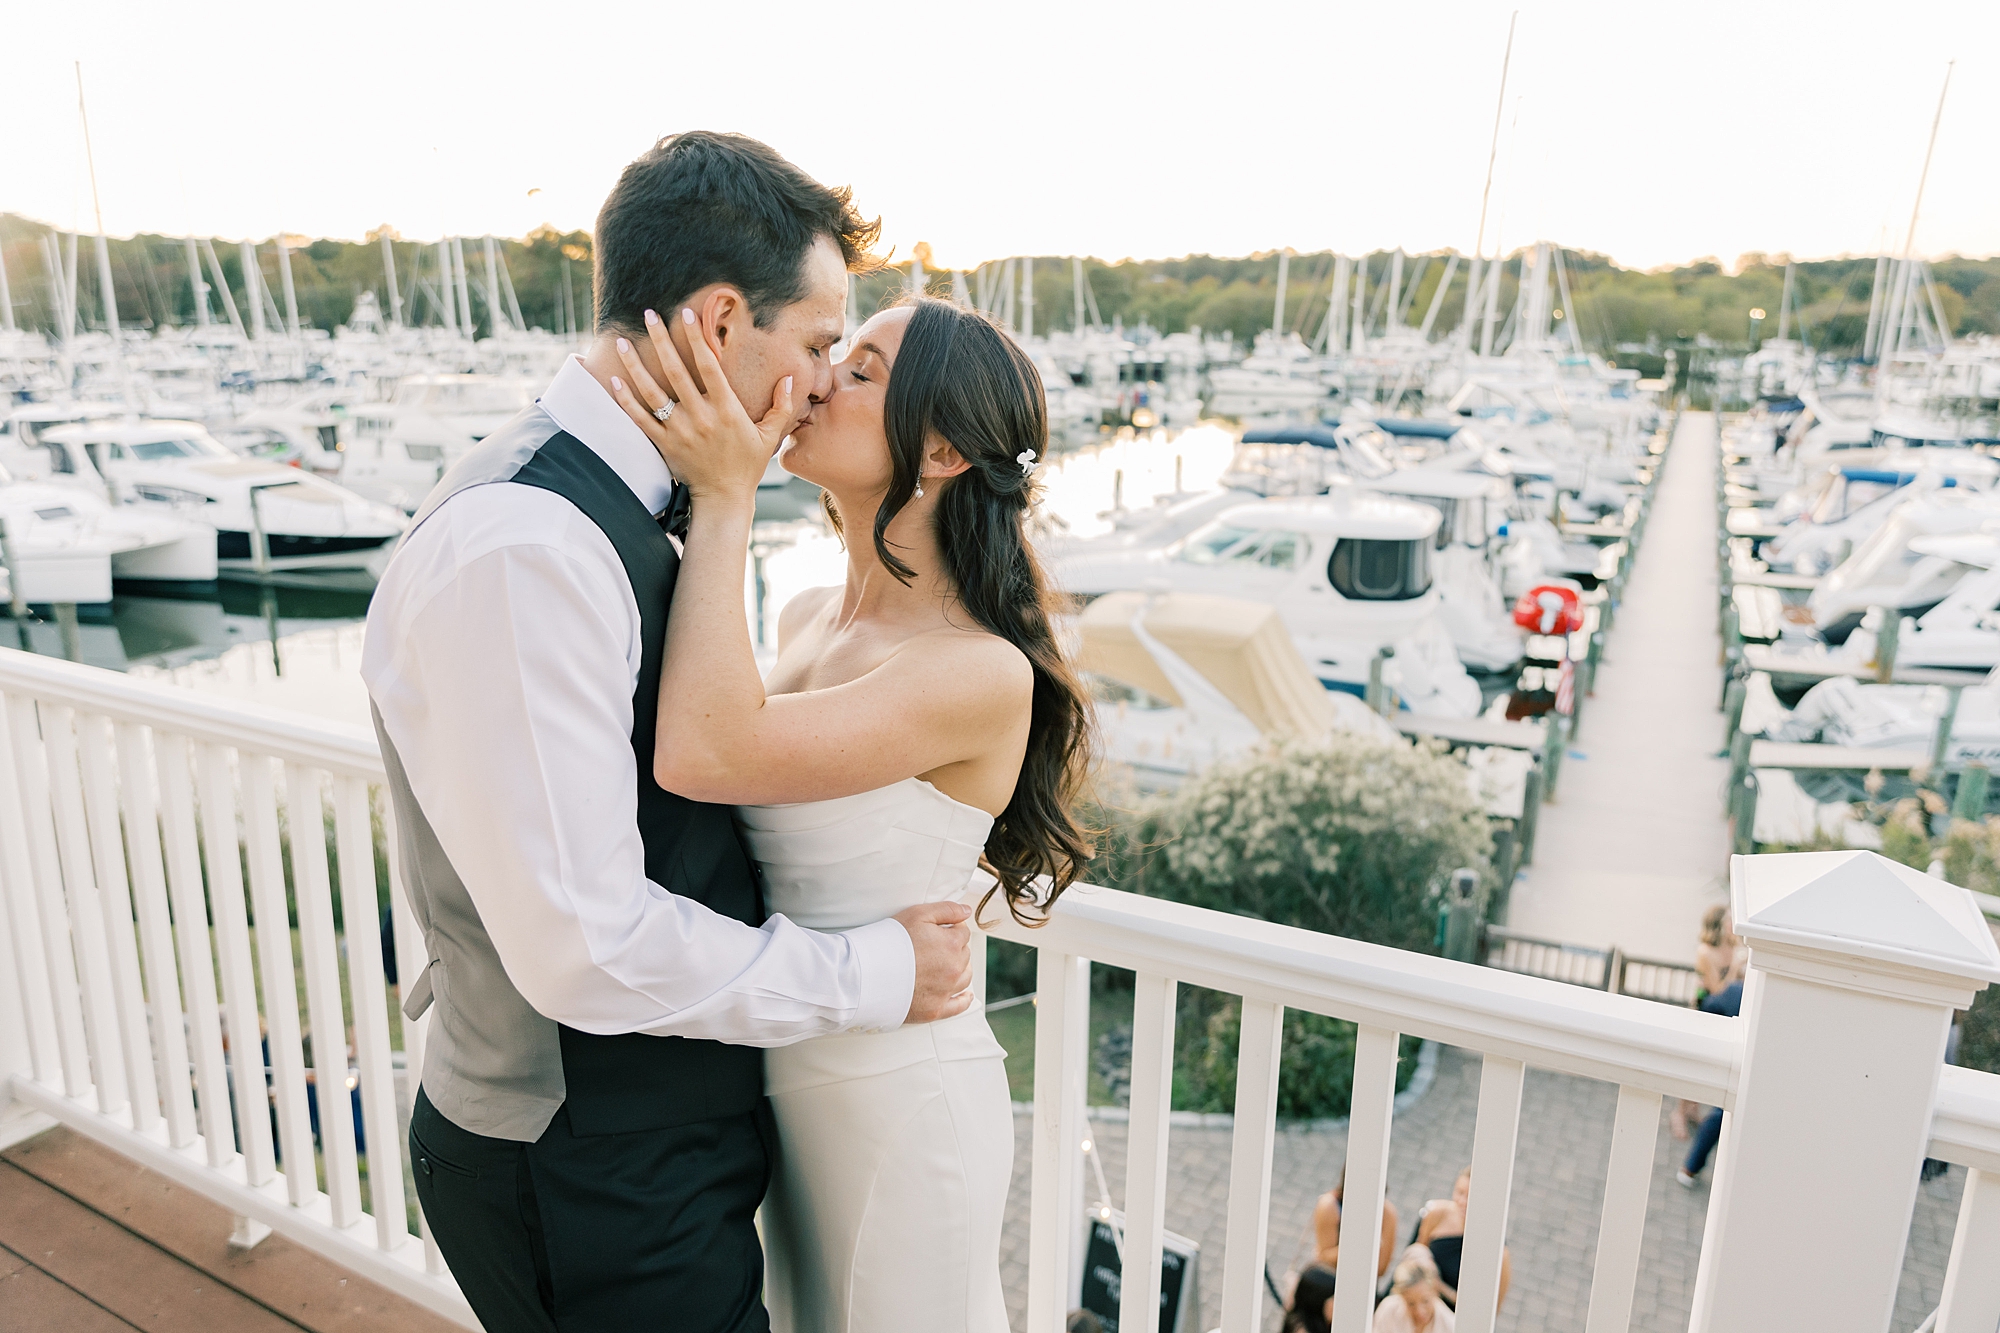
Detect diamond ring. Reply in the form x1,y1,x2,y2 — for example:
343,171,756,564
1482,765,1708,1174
653,402,674,423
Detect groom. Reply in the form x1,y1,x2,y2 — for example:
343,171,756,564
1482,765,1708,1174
362,132,975,1333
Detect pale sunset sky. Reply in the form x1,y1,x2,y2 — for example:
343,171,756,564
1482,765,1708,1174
7,0,1997,272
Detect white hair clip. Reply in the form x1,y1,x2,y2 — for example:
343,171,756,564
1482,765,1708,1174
1016,449,1039,476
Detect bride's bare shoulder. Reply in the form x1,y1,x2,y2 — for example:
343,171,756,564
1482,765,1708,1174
904,623,1034,701
776,585,839,650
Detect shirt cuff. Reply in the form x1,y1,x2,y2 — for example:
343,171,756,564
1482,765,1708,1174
843,917,917,1034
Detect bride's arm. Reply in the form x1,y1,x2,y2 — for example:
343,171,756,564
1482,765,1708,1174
608,316,1029,806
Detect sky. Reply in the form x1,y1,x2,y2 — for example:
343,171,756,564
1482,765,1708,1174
6,0,1997,273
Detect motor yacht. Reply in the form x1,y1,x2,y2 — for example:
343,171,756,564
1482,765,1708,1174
341,373,537,511
23,419,405,579
1047,489,1483,716
0,459,217,603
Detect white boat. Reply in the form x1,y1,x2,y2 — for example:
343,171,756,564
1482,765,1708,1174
1360,468,1523,671
29,419,405,578
342,374,537,511
0,460,217,603
1048,489,1484,716
1806,492,2000,642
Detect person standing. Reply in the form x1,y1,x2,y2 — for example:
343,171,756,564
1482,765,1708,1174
365,133,975,1333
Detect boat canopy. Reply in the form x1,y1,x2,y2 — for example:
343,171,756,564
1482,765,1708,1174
1371,418,1462,440
1240,427,1341,450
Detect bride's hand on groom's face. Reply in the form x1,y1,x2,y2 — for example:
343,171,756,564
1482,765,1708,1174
608,307,794,503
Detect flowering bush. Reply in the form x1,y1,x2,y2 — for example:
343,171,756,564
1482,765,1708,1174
1099,735,1491,1118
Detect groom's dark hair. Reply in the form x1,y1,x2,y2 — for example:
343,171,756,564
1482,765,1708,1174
594,131,879,335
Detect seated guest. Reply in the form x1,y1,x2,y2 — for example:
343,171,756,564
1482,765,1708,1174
1411,1167,1511,1312
1313,1166,1401,1282
1373,1254,1454,1333
1282,1264,1339,1333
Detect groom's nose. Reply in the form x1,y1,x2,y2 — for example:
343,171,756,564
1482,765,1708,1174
804,355,835,405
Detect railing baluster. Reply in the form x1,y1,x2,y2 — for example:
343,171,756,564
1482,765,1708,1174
0,691,62,1087
1331,1025,1400,1333
9,694,96,1101
1221,998,1284,1333
157,732,235,1168
42,705,130,1118
1936,1166,2000,1333
381,797,445,1272
195,743,276,1187
1457,1054,1525,1333
243,754,314,1207
1026,950,1089,1333
1583,1084,1660,1333
115,721,196,1147
287,763,363,1229
1118,972,1176,1333
334,777,407,1251
77,714,161,1134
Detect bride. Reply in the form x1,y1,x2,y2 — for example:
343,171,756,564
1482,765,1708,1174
606,294,1095,1331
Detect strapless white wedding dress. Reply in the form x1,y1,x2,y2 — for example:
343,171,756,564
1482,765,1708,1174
737,778,1013,1333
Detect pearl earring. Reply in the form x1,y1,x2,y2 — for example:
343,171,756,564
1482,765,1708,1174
914,479,925,499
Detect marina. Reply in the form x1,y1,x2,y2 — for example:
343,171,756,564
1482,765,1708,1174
6,12,2000,1332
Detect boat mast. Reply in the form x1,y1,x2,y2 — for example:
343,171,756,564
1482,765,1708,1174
381,233,402,328
1878,60,1953,408
1386,249,1404,333
1463,11,1517,354
0,244,13,334
75,63,120,340
182,238,209,326
275,235,302,337
1072,256,1086,332
200,240,244,337
1350,254,1368,354
241,241,266,339
1019,256,1033,339
483,235,505,336
1272,248,1290,341
453,238,473,340
1777,260,1795,342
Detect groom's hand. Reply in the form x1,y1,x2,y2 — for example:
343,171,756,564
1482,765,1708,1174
894,901,975,1024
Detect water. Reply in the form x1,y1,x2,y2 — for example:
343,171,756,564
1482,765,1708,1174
6,425,1240,710
5,582,372,675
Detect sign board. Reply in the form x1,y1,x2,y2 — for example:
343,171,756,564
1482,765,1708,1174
1076,1208,1199,1333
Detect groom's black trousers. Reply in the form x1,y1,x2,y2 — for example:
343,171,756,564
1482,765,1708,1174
410,1088,775,1332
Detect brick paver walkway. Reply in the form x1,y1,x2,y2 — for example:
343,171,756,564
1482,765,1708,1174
1002,1044,1963,1332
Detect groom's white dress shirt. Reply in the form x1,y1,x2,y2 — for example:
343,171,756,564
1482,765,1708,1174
362,355,915,1043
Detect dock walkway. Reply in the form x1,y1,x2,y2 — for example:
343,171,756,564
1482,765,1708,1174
1504,412,1730,962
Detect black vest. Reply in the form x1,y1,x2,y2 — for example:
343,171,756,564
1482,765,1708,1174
513,431,765,1134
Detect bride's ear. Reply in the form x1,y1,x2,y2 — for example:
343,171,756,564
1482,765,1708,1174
921,436,973,483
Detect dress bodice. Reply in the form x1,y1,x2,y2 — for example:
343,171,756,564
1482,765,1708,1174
736,778,996,930
736,778,1005,1096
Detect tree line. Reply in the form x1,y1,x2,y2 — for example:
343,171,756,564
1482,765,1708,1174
4,212,1996,361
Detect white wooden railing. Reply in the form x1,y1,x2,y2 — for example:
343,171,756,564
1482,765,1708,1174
6,644,2000,1333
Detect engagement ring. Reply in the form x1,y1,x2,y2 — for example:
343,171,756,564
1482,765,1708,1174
653,402,675,423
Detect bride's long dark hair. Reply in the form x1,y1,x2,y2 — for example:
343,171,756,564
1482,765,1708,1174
822,296,1094,922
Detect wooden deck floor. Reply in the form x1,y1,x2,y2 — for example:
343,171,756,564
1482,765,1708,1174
1504,412,1732,960
0,1127,461,1333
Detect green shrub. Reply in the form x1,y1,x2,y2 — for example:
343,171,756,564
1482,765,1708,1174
1174,994,1422,1120
1117,735,1493,955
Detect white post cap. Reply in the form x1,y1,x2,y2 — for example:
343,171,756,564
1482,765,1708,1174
1731,851,2000,1005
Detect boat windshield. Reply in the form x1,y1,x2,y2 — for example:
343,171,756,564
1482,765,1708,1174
121,436,234,462
1328,538,1432,601
1175,524,1260,564
1174,523,1309,570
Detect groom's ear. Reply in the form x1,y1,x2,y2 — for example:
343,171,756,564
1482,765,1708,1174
697,287,748,354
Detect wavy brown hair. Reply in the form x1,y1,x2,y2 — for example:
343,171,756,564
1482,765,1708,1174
823,296,1094,922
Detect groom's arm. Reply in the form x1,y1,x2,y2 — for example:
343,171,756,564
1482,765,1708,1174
365,488,915,1044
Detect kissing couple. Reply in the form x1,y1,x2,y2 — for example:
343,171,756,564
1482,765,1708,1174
361,130,1095,1332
